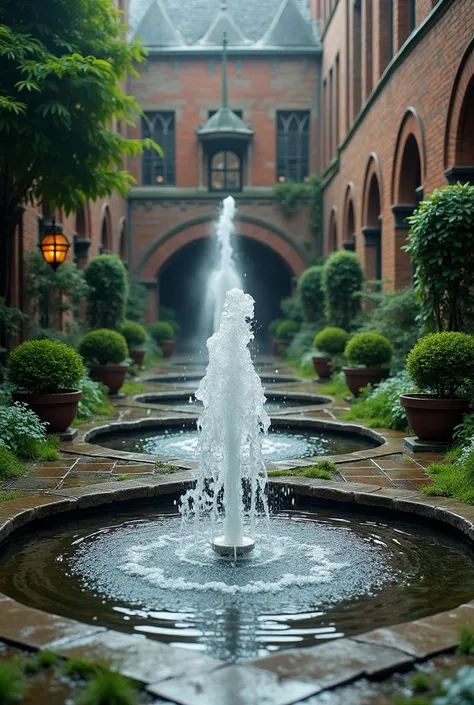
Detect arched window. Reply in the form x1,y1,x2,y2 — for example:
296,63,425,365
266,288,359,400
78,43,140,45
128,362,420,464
276,111,310,182
209,151,242,192
142,112,176,186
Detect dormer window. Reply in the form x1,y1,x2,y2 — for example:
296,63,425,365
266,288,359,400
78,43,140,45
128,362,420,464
210,151,242,192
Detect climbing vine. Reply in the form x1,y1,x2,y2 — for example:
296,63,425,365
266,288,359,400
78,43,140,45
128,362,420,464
273,176,323,254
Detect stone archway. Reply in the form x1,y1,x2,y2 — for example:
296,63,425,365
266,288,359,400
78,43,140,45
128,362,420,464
327,208,338,253
342,184,356,251
361,155,383,281
100,204,113,254
445,39,474,184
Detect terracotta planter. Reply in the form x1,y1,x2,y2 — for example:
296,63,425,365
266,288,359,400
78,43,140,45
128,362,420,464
130,350,145,368
312,356,331,380
400,394,470,442
273,339,289,357
12,390,82,433
160,339,176,358
343,367,390,397
89,364,128,394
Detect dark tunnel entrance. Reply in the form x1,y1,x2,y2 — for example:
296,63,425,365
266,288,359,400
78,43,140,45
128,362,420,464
158,235,294,353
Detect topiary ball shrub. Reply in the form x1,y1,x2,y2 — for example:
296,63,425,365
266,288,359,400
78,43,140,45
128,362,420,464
406,332,474,398
120,321,147,350
345,332,393,368
149,321,175,343
84,255,128,331
268,318,284,337
276,320,300,341
314,327,350,356
322,251,364,330
78,330,128,366
7,340,85,394
298,266,324,324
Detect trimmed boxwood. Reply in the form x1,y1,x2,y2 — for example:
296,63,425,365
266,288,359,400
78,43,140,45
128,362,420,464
345,332,393,368
406,332,474,398
276,320,300,341
149,321,175,343
120,321,147,350
79,330,128,366
84,255,128,331
7,340,85,394
322,251,363,330
314,327,350,356
298,266,324,324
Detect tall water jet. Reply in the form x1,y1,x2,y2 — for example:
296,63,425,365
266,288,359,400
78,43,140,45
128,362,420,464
181,287,270,557
208,196,242,332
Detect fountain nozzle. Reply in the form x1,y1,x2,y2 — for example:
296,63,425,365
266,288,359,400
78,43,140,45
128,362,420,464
212,536,255,557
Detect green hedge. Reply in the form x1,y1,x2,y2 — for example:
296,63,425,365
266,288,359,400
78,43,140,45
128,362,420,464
79,329,128,366
314,327,349,356
149,321,175,343
7,340,84,394
407,332,474,398
345,332,392,368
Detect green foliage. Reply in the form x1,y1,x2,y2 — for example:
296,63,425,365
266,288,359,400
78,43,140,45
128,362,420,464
345,332,393,368
268,319,284,337
406,332,474,398
322,252,364,330
142,338,163,367
79,329,128,366
0,298,26,337
149,321,175,343
119,321,147,350
454,413,474,448
0,658,25,704
121,381,145,396
406,183,474,332
343,371,415,431
307,176,323,250
125,279,149,323
0,401,47,453
76,375,112,421
272,180,308,217
458,626,474,655
320,371,350,397
433,665,474,705
286,324,321,361
0,446,27,478
36,651,61,669
26,251,87,343
314,327,350,356
272,177,322,249
79,668,138,705
167,319,181,336
154,462,181,473
7,340,84,394
0,491,19,502
411,673,431,694
276,320,300,341
84,256,128,331
26,435,60,461
355,287,421,373
280,296,304,324
269,461,338,480
298,266,325,324
64,657,100,680
159,306,176,321
423,450,474,504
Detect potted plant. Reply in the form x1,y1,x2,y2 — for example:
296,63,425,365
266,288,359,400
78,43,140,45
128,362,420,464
343,332,392,397
7,339,85,432
274,320,300,357
149,321,176,358
79,329,129,394
120,321,148,368
312,327,350,380
268,319,284,355
401,332,474,442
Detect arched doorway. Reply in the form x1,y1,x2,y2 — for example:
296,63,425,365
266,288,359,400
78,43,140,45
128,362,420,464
445,41,474,184
342,185,356,251
159,236,293,351
100,205,112,253
328,209,338,253
455,76,474,169
362,158,383,282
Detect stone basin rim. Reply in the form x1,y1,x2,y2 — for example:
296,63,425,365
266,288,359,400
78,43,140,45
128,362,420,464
1,478,474,700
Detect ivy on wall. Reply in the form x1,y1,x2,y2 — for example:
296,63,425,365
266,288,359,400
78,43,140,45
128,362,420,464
273,177,323,255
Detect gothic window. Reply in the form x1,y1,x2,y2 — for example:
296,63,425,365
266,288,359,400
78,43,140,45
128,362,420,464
142,112,176,186
209,151,242,192
276,111,310,182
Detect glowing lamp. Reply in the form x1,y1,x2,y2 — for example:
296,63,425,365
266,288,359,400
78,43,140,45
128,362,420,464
39,217,70,270
278,175,286,183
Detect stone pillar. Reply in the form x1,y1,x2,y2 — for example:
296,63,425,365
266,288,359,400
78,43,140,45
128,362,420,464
445,166,474,185
391,203,416,288
342,239,356,252
141,279,159,325
73,235,91,269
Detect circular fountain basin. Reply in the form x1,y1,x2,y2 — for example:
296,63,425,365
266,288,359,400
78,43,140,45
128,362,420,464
2,500,474,663
134,391,331,413
89,418,381,461
145,374,301,389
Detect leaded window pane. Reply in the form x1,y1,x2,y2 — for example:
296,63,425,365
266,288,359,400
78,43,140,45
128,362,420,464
276,111,310,182
142,112,176,186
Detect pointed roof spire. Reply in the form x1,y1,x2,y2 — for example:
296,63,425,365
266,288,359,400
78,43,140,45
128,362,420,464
259,0,317,47
134,0,183,47
222,32,228,109
198,2,250,46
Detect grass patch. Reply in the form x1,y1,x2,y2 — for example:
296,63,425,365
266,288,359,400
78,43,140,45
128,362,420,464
113,475,138,482
0,491,20,502
78,669,138,705
155,462,182,474
73,400,114,427
422,460,474,505
410,673,431,694
121,381,146,396
0,448,27,478
268,461,338,480
24,650,61,674
319,376,350,398
64,657,101,680
29,435,60,461
0,658,25,704
458,626,474,655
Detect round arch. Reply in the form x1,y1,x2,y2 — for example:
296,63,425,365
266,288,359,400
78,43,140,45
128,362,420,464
327,207,338,253
444,38,474,170
118,217,127,262
361,154,383,281
342,183,356,247
100,204,113,253
362,154,384,226
136,214,309,281
391,108,426,204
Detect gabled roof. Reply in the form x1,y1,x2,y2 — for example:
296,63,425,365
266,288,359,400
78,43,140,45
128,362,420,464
198,5,250,46
134,0,183,48
259,0,317,47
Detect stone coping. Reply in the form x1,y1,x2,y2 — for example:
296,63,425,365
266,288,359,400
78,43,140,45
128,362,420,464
1,477,474,704
66,413,398,469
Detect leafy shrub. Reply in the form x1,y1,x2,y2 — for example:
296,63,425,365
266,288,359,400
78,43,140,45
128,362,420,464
84,255,128,330
79,330,128,366
78,668,138,705
149,321,175,343
0,446,27,478
355,287,421,373
268,319,284,337
76,376,111,421
286,324,321,361
0,657,25,704
280,296,304,324
126,278,149,323
0,297,26,337
406,332,474,398
168,319,181,336
159,305,176,321
298,266,325,324
143,338,163,367
64,657,101,680
7,340,84,394
320,370,350,397
343,371,416,431
273,179,308,217
0,402,47,455
344,332,392,368
433,665,474,704
458,626,474,655
454,414,474,449
406,182,474,332
276,320,300,341
322,251,363,330
314,327,350,356
119,321,147,350
269,460,338,480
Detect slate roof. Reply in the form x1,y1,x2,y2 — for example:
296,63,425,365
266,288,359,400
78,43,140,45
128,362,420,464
129,0,320,49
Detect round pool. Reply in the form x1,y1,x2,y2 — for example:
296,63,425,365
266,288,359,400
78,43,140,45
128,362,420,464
2,501,474,662
146,375,301,389
135,391,330,413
